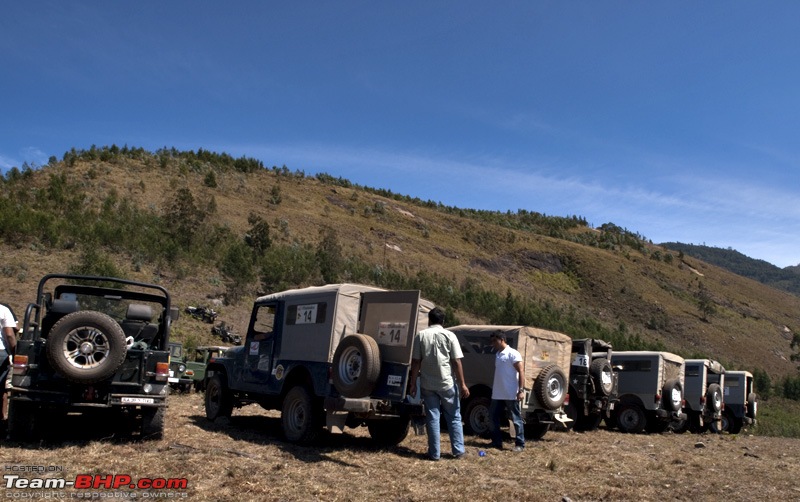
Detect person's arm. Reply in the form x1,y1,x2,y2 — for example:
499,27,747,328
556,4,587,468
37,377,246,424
2,327,15,356
408,359,421,397
452,358,470,399
513,360,524,400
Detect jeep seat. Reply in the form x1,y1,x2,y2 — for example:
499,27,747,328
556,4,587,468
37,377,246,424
41,298,81,335
121,304,159,347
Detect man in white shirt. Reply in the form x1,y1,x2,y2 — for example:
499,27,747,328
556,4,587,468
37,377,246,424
489,330,526,452
0,304,18,422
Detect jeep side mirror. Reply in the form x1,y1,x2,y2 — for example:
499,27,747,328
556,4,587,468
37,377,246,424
170,307,180,321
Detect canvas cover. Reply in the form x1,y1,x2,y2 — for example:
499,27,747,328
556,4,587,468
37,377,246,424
449,325,572,390
256,284,434,363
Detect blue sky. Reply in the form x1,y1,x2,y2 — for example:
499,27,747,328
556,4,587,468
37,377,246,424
2,2,799,267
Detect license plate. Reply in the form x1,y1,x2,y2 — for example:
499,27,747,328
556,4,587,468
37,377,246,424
121,397,155,404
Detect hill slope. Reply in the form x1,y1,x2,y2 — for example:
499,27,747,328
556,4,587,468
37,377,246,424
2,147,799,381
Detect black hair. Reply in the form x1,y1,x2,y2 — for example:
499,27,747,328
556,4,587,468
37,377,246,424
490,330,506,342
428,307,445,325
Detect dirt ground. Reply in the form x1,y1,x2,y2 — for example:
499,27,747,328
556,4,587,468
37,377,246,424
2,392,799,501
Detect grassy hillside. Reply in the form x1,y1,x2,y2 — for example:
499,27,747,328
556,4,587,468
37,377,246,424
661,242,800,296
2,146,800,386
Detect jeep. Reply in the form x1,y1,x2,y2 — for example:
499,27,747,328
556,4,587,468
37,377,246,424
168,342,193,393
450,325,571,440
609,351,687,433
9,274,177,441
672,359,724,433
186,345,229,392
564,338,618,431
204,284,433,445
714,370,757,434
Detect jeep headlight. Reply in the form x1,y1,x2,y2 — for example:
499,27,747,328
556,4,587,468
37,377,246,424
178,364,186,373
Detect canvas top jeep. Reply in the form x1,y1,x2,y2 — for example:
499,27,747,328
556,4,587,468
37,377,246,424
672,358,724,433
204,283,433,445
450,325,572,440
564,338,618,431
714,370,757,434
609,351,687,433
9,274,177,441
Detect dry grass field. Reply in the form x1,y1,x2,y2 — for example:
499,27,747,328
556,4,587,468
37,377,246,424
2,392,799,501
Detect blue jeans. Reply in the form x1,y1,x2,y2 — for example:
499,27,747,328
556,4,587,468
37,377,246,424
490,399,525,448
421,385,465,459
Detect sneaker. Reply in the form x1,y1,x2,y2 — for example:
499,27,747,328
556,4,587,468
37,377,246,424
513,446,524,452
452,452,465,460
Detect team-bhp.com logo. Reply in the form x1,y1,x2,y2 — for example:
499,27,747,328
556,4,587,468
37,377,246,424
4,473,189,494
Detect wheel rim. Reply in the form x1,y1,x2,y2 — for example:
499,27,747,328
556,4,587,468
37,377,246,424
670,388,682,410
285,395,308,436
469,402,489,434
547,375,564,402
712,392,722,412
62,326,110,369
620,408,641,429
337,346,363,386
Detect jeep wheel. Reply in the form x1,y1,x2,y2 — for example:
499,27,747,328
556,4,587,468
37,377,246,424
332,334,381,398
46,311,127,384
367,416,411,447
141,407,165,440
524,422,550,440
282,385,322,444
590,357,614,396
707,383,723,413
534,365,567,410
463,396,491,436
616,402,646,433
205,374,233,421
747,392,758,420
662,379,683,412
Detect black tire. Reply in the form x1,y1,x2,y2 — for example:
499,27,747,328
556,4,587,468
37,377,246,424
463,396,491,436
706,383,723,413
616,402,646,433
205,374,233,421
332,334,381,398
662,379,683,412
712,408,734,434
141,407,165,440
367,416,411,447
590,357,614,396
560,396,579,432
524,422,550,440
282,385,323,444
534,365,567,410
46,311,127,384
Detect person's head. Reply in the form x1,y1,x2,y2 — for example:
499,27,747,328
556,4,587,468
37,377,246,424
428,307,445,326
489,330,507,349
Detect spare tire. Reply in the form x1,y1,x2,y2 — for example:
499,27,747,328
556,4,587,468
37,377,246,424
662,379,683,412
46,311,127,384
706,383,723,413
534,364,567,410
747,392,758,419
332,334,381,398
589,357,614,396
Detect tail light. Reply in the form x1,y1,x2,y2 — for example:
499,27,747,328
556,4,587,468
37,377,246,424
155,362,170,382
700,396,706,405
563,393,570,405
12,355,29,375
654,393,661,404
